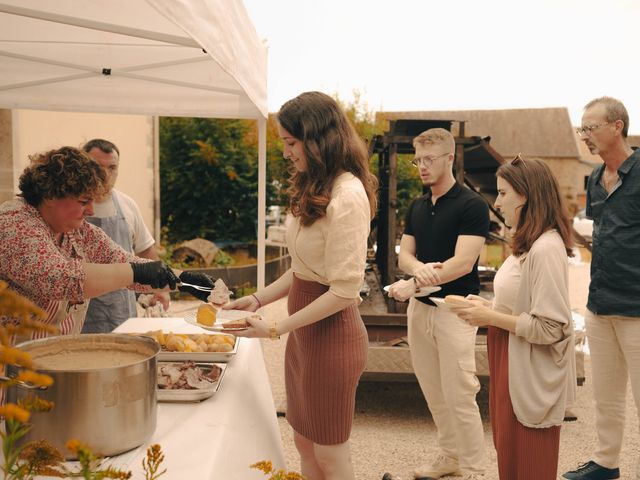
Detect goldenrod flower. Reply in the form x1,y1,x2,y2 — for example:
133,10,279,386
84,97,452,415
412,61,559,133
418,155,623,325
251,459,305,479
142,443,167,480
0,345,34,368
0,281,47,323
285,472,306,480
0,403,31,422
16,370,53,387
251,460,274,474
100,466,133,479
18,394,55,413
18,439,65,476
66,439,83,454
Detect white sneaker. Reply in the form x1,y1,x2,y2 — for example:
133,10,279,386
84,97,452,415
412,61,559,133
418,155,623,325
413,454,461,479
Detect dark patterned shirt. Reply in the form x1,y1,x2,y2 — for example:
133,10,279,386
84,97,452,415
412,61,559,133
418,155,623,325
586,149,640,316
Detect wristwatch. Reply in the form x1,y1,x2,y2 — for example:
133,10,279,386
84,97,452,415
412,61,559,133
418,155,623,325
269,322,280,340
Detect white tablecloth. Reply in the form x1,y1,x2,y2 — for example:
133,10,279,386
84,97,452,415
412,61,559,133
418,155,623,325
105,317,286,479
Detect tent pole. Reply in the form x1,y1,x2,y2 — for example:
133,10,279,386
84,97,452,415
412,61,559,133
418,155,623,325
0,4,199,48
257,117,267,290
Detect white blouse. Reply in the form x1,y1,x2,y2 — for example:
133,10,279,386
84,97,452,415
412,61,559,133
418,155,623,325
492,254,521,315
286,172,370,299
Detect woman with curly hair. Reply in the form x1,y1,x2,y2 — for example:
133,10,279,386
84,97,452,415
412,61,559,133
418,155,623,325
225,91,377,479
0,146,193,339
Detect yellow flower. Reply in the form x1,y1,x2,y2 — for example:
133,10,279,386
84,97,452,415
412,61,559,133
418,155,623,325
250,459,305,479
16,370,53,387
18,439,65,476
0,403,31,422
251,460,274,474
18,394,55,413
66,439,83,454
0,345,34,368
285,472,306,480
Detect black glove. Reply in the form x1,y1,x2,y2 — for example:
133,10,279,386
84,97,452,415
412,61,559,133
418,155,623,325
178,271,216,301
130,261,178,289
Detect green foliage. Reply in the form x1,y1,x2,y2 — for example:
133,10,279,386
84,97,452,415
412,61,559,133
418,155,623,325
159,117,261,243
213,250,234,267
395,154,423,230
159,91,421,245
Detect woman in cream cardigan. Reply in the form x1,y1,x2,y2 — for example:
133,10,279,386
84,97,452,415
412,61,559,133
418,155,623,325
454,156,576,479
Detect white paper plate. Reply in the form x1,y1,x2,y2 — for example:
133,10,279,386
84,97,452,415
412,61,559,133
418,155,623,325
185,310,257,331
383,284,441,298
430,297,474,309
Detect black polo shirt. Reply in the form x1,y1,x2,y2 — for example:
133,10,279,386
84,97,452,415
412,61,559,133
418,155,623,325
404,182,489,304
587,148,640,316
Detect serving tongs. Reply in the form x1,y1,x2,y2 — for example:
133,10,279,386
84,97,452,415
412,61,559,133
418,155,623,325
176,282,213,292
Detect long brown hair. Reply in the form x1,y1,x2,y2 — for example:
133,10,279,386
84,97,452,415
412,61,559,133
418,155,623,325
497,156,573,256
277,91,378,226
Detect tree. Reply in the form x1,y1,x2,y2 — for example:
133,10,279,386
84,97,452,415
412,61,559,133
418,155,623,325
159,117,261,243
159,93,421,245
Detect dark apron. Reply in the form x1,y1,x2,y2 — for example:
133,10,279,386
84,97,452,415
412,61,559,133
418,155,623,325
82,191,137,333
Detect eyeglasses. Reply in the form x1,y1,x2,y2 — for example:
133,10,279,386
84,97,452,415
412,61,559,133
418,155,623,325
411,152,451,168
576,122,611,137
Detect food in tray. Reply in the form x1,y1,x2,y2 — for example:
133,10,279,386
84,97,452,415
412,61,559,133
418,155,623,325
207,278,232,306
158,361,222,390
444,295,475,307
196,303,217,326
137,330,235,353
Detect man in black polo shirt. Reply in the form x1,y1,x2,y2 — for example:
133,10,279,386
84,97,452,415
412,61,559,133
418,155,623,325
389,128,489,480
563,97,640,480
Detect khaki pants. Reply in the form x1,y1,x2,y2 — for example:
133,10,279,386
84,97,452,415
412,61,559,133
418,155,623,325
586,310,640,469
407,298,486,473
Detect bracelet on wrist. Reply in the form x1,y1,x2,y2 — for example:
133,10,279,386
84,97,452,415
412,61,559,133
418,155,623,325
251,294,262,308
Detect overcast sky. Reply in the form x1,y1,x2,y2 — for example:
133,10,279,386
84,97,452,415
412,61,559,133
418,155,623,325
243,0,639,133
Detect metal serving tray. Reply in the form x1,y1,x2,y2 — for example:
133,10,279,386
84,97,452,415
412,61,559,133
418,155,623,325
156,362,227,403
129,332,238,362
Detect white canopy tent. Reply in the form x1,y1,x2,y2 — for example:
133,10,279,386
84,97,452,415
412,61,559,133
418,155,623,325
0,0,269,288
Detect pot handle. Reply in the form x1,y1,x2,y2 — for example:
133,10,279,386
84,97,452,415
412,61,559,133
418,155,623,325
0,375,49,390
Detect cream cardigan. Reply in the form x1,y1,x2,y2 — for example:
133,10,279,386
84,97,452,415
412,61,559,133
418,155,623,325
495,230,576,428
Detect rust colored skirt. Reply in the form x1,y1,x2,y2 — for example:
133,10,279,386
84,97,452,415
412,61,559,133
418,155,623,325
488,326,561,480
285,275,368,445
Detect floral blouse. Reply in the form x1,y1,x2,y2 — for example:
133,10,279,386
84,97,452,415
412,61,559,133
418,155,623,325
0,199,144,336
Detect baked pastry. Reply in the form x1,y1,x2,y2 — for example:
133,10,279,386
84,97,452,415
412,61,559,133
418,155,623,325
196,303,217,326
444,295,473,307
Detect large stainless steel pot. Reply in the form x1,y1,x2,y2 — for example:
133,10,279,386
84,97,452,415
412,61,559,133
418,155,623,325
7,334,159,459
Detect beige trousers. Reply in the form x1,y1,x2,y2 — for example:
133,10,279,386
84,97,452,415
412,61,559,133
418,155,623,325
586,310,640,470
407,298,486,473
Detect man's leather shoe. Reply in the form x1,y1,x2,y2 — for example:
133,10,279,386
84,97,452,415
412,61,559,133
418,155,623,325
563,461,620,479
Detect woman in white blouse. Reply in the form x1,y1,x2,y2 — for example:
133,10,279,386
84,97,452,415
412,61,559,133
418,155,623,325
453,156,576,479
226,91,378,480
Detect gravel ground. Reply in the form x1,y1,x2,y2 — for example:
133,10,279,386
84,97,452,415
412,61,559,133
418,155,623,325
257,260,640,480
